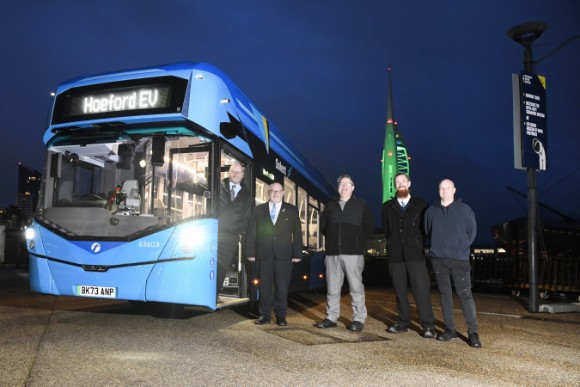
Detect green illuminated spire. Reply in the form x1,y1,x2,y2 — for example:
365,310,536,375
381,66,410,203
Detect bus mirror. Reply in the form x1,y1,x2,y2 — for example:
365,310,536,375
66,152,79,167
220,122,238,139
151,137,165,166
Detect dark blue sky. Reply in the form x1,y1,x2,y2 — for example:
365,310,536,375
1,1,579,244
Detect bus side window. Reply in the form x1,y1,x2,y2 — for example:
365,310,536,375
298,187,307,246
308,196,320,250
283,177,296,205
255,178,269,205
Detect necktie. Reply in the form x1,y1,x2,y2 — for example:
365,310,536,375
271,203,276,223
230,185,236,201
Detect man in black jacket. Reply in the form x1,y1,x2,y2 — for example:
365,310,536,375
246,182,302,326
382,173,435,338
425,178,481,348
216,162,252,297
315,174,375,332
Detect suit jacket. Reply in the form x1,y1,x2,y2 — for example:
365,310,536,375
246,202,302,261
218,178,253,235
381,196,427,263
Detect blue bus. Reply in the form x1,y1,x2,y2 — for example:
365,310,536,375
25,62,334,311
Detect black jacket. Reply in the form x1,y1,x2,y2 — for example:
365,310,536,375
218,178,252,235
321,196,375,255
424,198,477,261
381,196,428,263
246,202,302,261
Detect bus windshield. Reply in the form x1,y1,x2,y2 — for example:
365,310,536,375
37,134,213,239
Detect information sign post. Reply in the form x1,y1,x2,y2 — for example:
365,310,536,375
513,73,547,171
508,21,548,313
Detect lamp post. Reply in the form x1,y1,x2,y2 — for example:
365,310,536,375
507,21,547,313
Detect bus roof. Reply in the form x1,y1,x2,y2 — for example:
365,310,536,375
47,62,336,199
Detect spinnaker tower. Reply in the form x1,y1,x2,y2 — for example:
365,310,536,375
381,66,410,203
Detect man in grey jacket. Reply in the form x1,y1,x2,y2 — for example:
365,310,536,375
424,179,481,348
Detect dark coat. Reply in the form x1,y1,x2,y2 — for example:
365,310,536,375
321,196,375,256
246,202,302,261
424,198,477,261
381,196,428,263
218,178,252,235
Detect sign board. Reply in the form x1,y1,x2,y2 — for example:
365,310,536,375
52,76,188,125
512,73,547,170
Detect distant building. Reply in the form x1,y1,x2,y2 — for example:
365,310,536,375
17,163,42,222
0,205,24,265
366,232,387,257
0,206,19,227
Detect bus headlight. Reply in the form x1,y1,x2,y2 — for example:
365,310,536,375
179,225,206,254
25,227,35,240
25,227,36,250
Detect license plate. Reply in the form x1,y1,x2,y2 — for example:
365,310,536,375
76,285,117,298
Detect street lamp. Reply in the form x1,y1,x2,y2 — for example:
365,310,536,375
507,21,547,313
507,22,548,72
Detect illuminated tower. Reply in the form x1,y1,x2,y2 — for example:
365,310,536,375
381,67,410,203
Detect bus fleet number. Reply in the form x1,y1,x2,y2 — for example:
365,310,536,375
138,241,160,248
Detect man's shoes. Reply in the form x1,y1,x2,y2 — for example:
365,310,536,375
276,317,288,326
347,321,364,331
254,316,271,325
468,332,482,348
387,325,408,334
315,318,337,329
422,328,436,338
436,328,458,341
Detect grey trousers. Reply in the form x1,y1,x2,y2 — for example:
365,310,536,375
324,254,367,323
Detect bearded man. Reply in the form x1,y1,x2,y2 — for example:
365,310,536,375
381,173,435,338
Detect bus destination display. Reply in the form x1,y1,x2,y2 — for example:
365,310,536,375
72,86,171,115
52,76,188,124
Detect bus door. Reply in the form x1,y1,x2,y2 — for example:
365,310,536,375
167,144,212,220
216,145,253,307
156,143,218,308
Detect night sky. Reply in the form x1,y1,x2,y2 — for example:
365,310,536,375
1,1,579,244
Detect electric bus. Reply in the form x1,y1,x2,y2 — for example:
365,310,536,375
25,62,334,311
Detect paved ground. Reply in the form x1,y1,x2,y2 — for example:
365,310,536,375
0,266,579,386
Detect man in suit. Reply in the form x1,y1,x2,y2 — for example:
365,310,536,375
246,182,302,326
216,161,253,297
382,173,435,338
